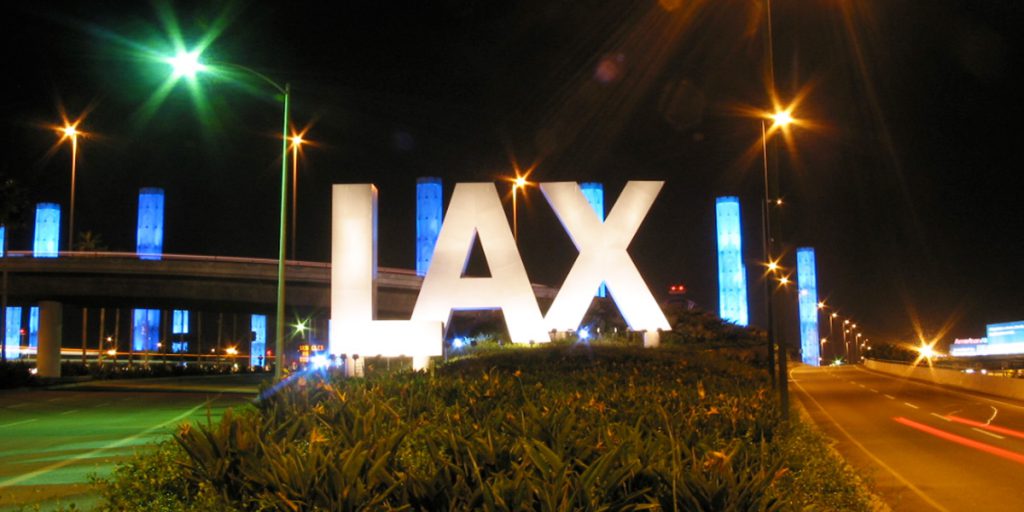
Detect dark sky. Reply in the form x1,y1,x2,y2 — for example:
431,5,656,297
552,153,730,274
2,0,1022,348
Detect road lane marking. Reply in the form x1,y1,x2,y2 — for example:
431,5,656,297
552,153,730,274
789,368,952,512
894,416,1024,466
972,428,1006,440
0,398,214,489
904,402,920,409
0,419,38,429
930,413,952,422
8,404,29,409
884,394,895,400
946,415,1024,440
58,409,80,416
855,366,1024,412
986,406,998,426
869,388,879,393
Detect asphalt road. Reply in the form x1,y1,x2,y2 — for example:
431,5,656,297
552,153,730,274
792,365,1024,512
0,374,266,510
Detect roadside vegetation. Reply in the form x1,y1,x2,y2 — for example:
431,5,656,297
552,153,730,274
91,329,874,510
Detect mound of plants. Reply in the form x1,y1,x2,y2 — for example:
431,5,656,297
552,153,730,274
96,344,871,511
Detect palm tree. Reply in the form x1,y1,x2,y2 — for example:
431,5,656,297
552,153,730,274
74,230,107,252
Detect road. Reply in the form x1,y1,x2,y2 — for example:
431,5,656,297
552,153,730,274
0,374,266,510
792,365,1024,512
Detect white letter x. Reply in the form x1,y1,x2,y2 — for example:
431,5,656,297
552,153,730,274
541,181,670,333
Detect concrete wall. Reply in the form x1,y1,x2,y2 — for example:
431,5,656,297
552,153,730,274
865,359,1024,401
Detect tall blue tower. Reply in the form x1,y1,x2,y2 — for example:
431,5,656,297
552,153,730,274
251,314,267,367
137,187,165,260
580,182,607,298
797,247,821,366
33,203,61,258
715,197,748,325
416,177,443,277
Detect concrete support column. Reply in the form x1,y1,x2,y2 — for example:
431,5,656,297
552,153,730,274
37,301,63,378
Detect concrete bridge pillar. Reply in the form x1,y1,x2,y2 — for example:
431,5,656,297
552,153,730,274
37,301,63,378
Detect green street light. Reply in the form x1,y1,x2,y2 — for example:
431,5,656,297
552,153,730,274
166,50,206,79
161,47,291,380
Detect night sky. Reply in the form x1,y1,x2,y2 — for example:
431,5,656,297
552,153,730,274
2,1,1022,348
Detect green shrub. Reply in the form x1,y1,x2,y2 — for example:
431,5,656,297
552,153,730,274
95,344,871,511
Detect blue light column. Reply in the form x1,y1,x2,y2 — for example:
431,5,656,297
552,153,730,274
797,247,821,366
4,307,21,359
137,187,165,260
250,314,267,367
28,307,39,355
132,309,160,352
416,177,443,277
0,225,5,256
715,197,748,325
580,182,607,298
33,203,61,258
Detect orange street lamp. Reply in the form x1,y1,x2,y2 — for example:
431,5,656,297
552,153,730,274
58,122,82,250
511,174,530,242
289,133,306,260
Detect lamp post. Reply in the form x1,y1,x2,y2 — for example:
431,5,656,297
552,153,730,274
760,110,793,404
289,134,305,261
829,312,837,361
165,51,290,379
511,175,528,242
59,123,81,250
843,319,851,361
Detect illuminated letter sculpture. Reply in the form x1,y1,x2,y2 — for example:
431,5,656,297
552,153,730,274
412,183,550,343
715,197,748,325
330,185,442,371
579,182,607,298
416,177,443,277
796,247,821,366
33,203,60,258
540,181,670,340
137,187,165,260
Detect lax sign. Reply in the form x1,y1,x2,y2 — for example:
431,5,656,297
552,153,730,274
329,181,669,369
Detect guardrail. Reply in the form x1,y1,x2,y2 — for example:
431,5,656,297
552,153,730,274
0,250,417,275
864,359,1024,401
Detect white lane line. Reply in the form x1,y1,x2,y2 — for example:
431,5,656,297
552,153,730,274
0,398,213,489
8,404,29,409
855,366,1024,412
58,409,80,416
884,394,896,400
870,388,879,393
47,398,63,403
904,402,920,409
931,413,952,422
986,406,998,426
0,419,39,429
973,427,1006,440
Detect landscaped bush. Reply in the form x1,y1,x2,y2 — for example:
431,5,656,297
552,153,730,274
95,344,872,511
0,360,34,388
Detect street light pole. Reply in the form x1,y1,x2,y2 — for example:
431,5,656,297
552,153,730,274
761,119,777,390
61,125,80,250
178,58,291,379
274,83,290,379
290,135,303,261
